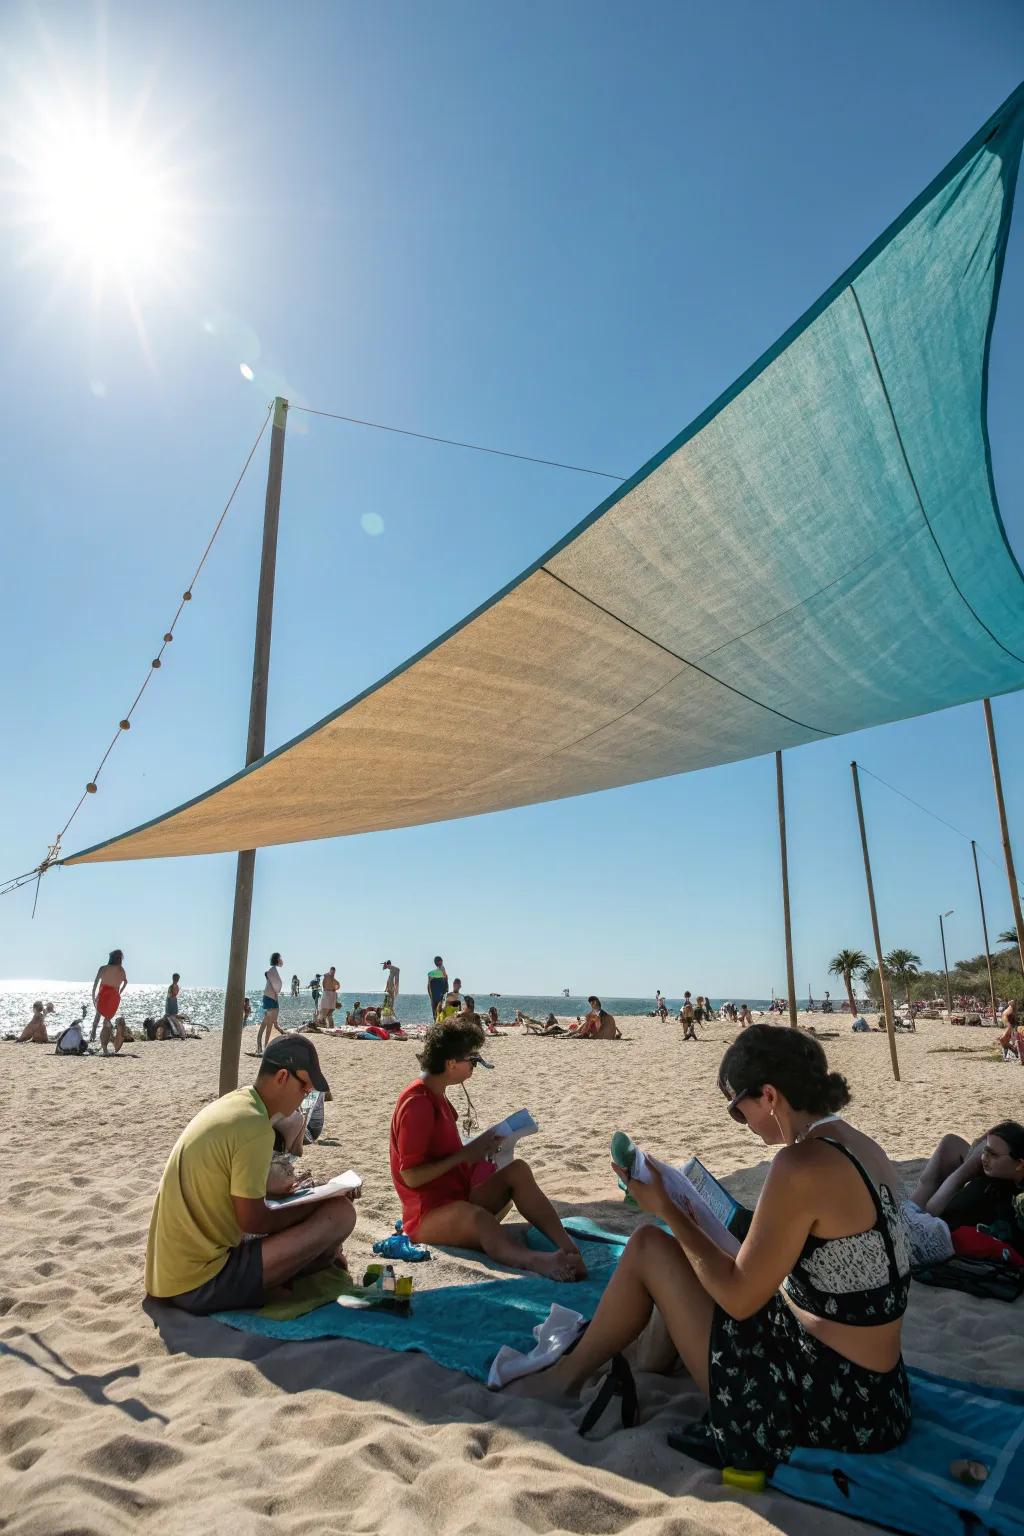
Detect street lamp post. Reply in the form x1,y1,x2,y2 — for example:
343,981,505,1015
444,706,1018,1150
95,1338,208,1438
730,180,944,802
939,910,954,1018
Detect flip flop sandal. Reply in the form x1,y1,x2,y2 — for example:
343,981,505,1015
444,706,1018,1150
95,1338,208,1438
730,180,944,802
578,1354,639,1436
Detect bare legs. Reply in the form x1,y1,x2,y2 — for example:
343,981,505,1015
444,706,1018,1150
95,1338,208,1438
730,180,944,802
414,1159,586,1281
909,1133,970,1208
509,1224,715,1404
100,1019,126,1054
260,1197,357,1288
256,1007,278,1053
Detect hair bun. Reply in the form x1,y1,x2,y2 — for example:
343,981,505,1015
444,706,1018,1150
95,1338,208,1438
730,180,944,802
823,1070,852,1112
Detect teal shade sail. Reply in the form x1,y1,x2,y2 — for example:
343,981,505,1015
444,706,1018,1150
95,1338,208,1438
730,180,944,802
68,86,1024,865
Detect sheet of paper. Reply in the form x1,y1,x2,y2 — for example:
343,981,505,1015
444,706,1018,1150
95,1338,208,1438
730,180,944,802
265,1170,362,1208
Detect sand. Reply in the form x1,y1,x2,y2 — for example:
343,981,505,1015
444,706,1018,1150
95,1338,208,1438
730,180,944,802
2,1013,1022,1536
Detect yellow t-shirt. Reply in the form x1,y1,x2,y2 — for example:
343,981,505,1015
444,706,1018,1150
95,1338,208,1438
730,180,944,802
145,1085,274,1298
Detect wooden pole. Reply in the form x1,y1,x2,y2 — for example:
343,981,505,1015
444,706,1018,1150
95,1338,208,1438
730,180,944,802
219,397,289,1096
982,698,1024,976
850,761,900,1081
776,751,798,1027
939,912,953,1017
972,840,999,1028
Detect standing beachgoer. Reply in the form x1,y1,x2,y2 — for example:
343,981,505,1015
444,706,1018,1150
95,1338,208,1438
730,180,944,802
319,966,340,1024
166,973,181,1020
427,956,448,1020
242,997,253,1028
310,974,322,1011
91,950,127,1041
257,953,284,1053
291,974,301,998
381,961,400,1020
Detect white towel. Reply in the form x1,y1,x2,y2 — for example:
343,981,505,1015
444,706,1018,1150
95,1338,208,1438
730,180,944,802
487,1303,586,1388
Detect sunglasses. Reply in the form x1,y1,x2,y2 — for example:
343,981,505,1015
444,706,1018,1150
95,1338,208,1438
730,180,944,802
725,1086,759,1123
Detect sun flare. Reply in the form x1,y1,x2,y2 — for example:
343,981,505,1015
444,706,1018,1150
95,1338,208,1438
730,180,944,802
9,99,194,313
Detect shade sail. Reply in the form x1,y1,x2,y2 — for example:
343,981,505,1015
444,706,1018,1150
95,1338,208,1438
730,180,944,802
68,85,1024,866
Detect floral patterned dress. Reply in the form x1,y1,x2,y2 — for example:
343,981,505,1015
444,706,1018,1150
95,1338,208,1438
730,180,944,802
706,1139,912,1470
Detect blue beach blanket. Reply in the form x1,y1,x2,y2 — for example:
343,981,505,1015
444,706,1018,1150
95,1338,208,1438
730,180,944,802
771,1368,1024,1536
213,1219,625,1383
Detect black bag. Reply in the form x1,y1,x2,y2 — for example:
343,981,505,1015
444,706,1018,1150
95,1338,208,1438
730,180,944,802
912,1255,1024,1302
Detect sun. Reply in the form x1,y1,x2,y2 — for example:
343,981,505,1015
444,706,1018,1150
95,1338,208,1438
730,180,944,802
31,130,170,277
8,98,194,313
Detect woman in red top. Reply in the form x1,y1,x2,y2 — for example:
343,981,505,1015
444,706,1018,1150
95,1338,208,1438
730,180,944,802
389,1017,585,1281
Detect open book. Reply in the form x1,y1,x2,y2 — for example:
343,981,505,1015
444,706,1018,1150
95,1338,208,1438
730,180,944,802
265,1170,362,1209
614,1137,742,1256
490,1108,539,1169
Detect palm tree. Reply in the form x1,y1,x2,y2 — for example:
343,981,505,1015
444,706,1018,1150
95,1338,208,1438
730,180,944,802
998,928,1019,948
884,948,921,1009
828,949,870,1017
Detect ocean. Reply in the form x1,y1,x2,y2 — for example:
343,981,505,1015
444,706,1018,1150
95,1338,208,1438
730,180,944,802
0,979,791,1038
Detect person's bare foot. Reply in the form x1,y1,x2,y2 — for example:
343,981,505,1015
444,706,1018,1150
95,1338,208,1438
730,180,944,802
531,1250,584,1282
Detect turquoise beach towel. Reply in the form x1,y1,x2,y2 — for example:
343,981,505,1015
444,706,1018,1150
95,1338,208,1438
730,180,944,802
213,1220,624,1383
771,1368,1024,1536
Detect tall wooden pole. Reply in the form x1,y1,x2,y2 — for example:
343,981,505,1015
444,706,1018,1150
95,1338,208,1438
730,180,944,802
982,698,1024,976
971,840,998,1027
938,911,953,1017
850,761,900,1081
775,751,798,1027
219,397,289,1095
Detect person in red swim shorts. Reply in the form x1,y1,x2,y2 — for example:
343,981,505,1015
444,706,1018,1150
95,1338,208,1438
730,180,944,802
91,949,127,1042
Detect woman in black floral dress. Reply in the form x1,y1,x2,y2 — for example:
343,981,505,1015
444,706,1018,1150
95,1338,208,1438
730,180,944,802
512,1026,912,1469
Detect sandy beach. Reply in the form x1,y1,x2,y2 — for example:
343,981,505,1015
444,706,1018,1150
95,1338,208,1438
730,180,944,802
2,1013,1022,1536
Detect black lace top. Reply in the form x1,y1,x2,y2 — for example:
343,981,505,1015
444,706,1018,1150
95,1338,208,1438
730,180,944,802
782,1139,911,1326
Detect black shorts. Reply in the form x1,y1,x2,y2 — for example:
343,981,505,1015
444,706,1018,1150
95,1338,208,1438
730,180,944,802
159,1240,265,1315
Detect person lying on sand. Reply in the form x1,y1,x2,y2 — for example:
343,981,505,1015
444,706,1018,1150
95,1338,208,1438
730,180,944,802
17,1001,50,1043
146,1035,355,1315
908,1120,1024,1252
508,1025,912,1470
389,1016,585,1281
572,997,621,1039
518,1011,565,1034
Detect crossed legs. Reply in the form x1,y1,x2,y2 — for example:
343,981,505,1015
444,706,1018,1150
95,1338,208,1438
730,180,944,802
260,1197,357,1289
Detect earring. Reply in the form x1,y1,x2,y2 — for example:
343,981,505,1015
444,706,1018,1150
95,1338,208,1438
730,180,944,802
772,1110,786,1143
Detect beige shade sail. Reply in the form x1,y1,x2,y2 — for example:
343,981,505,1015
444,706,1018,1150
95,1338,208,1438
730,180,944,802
66,86,1024,866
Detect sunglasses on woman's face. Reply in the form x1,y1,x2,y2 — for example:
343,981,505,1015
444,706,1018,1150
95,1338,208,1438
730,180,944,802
725,1087,758,1123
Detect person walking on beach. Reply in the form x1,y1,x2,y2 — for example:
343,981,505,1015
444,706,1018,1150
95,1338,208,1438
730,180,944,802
655,991,668,1021
427,956,448,1020
90,950,127,1041
165,973,181,1020
310,974,322,1010
256,953,284,1053
145,1035,356,1314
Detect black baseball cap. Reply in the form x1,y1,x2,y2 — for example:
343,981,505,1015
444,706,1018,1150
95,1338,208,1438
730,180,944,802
262,1034,330,1094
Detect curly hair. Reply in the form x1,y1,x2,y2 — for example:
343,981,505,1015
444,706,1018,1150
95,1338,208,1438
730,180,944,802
417,1016,486,1074
717,1024,851,1115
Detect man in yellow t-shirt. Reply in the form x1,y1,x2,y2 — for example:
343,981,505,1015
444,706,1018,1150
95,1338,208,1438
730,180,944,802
146,1035,356,1314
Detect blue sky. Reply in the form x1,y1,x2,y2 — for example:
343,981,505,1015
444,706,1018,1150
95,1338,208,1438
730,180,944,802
2,0,1023,997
